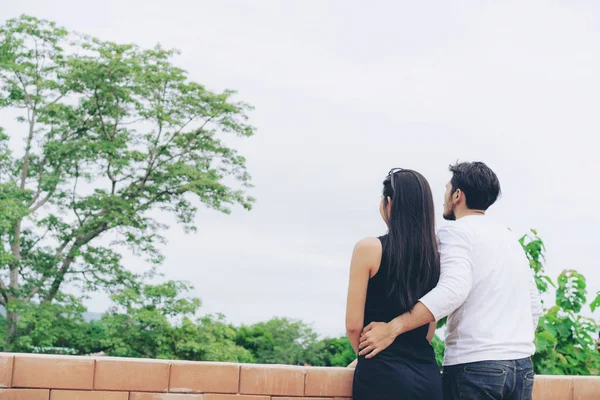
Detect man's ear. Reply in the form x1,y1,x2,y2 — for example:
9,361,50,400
454,189,462,204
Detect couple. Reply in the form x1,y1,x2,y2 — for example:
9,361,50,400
345,162,543,400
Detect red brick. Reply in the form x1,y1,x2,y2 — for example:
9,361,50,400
533,375,573,400
12,355,94,390
572,376,600,400
94,358,170,392
305,367,353,397
239,364,305,396
273,398,329,400
131,394,204,400
0,354,14,388
204,396,269,400
50,391,127,400
169,362,239,393
0,389,49,400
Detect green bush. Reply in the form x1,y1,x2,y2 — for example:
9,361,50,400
521,231,600,375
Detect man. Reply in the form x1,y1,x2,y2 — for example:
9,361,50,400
358,162,543,400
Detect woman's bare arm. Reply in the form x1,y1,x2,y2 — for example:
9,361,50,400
346,237,381,353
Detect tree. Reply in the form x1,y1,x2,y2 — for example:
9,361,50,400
318,337,355,367
235,318,325,365
96,281,200,359
1,279,254,362
0,15,255,349
173,314,254,363
92,281,253,362
0,293,88,354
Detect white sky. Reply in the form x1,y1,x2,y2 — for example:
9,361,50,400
2,0,599,337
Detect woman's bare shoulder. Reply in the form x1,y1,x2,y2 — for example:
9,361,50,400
352,237,383,268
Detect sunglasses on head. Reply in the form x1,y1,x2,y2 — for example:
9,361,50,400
387,168,422,195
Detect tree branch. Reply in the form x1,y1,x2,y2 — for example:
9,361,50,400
112,96,120,140
42,222,109,303
50,93,66,105
109,167,117,195
118,118,145,125
0,279,8,306
30,192,53,213
135,187,186,212
29,165,63,212
24,235,74,302
42,253,75,303
28,163,46,206
72,165,83,226
128,116,211,197
93,89,110,140
28,227,51,251
15,72,33,109
153,120,214,171
55,237,72,259
10,221,22,290
15,73,36,190
25,286,39,302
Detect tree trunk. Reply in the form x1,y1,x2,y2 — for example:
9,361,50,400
5,309,17,351
5,219,23,351
5,106,36,350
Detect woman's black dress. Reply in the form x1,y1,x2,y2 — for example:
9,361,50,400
353,235,443,400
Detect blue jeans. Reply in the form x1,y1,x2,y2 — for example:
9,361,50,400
442,358,534,399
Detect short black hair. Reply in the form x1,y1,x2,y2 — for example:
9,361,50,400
449,161,501,211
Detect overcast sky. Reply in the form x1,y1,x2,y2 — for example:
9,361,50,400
2,0,599,337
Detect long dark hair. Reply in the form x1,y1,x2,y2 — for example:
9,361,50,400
382,170,440,314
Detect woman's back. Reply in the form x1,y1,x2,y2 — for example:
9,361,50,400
362,235,433,360
353,234,441,400
347,169,442,400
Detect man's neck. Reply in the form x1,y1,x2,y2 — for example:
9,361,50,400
455,208,485,220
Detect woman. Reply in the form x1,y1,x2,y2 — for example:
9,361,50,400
346,168,442,400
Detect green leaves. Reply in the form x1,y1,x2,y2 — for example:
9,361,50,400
436,316,447,329
556,270,587,314
519,230,554,293
590,291,600,313
97,281,202,359
521,233,600,376
319,337,356,367
535,330,555,353
3,293,88,354
431,335,445,368
235,318,326,366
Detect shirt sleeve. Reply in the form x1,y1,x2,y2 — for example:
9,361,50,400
419,223,473,321
529,269,543,334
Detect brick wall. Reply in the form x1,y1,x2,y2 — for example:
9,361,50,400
0,353,598,399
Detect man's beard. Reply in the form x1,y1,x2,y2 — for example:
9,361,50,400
443,208,456,221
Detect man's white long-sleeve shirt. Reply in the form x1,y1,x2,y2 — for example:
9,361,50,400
420,215,543,366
